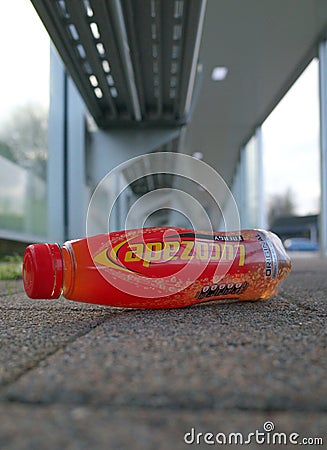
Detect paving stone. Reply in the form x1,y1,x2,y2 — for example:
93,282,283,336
0,254,326,449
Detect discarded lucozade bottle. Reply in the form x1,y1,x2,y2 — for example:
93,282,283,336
22,227,291,309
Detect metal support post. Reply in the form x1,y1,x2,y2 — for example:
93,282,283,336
319,40,327,257
239,146,248,228
256,126,267,230
66,77,86,240
48,46,87,242
47,46,66,243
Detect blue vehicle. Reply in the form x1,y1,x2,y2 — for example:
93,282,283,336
283,238,319,251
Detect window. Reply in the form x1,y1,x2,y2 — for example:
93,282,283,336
0,0,50,239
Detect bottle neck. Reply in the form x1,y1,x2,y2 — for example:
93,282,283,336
51,244,64,298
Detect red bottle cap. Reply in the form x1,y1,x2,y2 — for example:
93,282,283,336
23,244,63,299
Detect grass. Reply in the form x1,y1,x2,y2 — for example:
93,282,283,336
0,255,23,280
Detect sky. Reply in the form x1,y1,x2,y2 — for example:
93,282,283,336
0,0,321,219
262,59,320,216
0,0,50,123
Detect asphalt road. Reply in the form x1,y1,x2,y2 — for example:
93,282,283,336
0,254,326,449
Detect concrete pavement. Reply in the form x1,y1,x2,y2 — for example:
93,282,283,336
0,255,326,449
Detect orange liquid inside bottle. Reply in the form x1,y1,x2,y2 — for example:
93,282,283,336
23,227,291,309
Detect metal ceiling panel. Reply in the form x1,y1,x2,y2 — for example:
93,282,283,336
184,0,327,186
31,0,327,191
31,0,207,128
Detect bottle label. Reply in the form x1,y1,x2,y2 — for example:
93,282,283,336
196,281,249,300
256,232,278,279
84,227,290,306
93,231,246,276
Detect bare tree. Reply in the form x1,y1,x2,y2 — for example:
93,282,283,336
267,188,297,226
0,141,17,164
0,102,48,179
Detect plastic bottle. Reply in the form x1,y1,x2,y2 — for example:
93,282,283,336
22,227,291,309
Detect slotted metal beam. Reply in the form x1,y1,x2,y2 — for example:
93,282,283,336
31,0,206,128
64,1,119,119
111,0,142,121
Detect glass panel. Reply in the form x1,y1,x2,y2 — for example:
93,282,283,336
263,59,320,228
0,156,46,236
0,0,50,239
243,135,260,228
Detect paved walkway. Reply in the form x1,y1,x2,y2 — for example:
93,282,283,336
0,255,326,449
